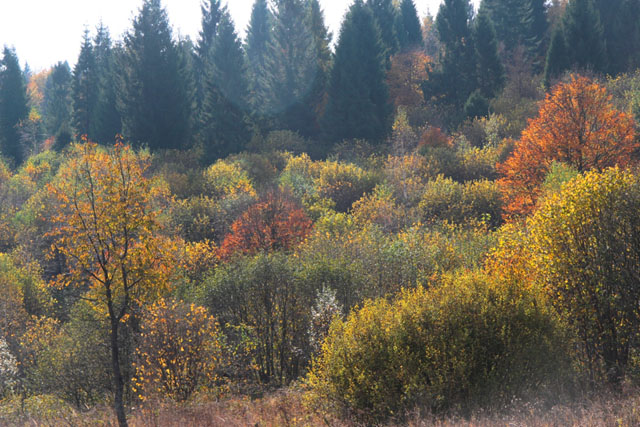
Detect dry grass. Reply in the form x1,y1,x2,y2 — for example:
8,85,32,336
5,388,640,426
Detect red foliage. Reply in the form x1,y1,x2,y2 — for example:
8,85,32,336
220,190,312,259
498,75,638,218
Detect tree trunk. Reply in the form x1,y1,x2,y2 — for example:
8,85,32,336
110,314,128,427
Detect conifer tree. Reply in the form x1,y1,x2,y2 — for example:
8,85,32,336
72,30,98,139
265,0,317,135
562,0,606,73
324,0,391,144
520,0,548,67
0,47,29,165
473,10,504,98
198,11,250,160
594,0,640,74
245,0,273,116
395,0,423,51
116,0,194,150
543,26,568,87
195,0,225,106
93,24,122,144
44,61,73,149
423,0,476,120
366,0,399,59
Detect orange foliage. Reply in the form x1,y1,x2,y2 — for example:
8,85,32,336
220,190,312,259
387,49,431,108
498,75,638,218
418,126,452,149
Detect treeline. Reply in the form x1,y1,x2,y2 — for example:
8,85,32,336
1,0,640,168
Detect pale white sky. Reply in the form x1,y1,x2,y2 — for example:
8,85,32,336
0,0,471,71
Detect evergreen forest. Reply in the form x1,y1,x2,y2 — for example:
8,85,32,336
3,0,640,425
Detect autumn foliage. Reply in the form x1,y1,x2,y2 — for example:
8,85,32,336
387,49,431,108
219,190,312,259
498,75,638,217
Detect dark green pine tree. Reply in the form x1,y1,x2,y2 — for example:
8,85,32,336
478,0,523,52
562,0,607,74
543,25,568,87
245,0,273,117
72,30,98,140
300,0,332,139
594,0,640,74
366,0,399,59
520,0,548,68
199,11,250,161
265,0,317,135
473,10,504,98
323,0,392,144
116,0,194,150
0,47,29,165
423,0,476,120
92,24,122,144
43,62,73,149
395,0,423,51
194,0,224,106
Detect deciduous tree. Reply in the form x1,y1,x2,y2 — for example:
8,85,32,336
498,75,638,217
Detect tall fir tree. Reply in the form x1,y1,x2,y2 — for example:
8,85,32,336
198,11,250,161
423,0,476,123
72,30,98,140
93,24,122,144
395,0,423,51
543,25,568,87
43,61,73,149
594,0,640,74
323,0,391,144
265,0,318,135
561,0,606,73
116,0,194,150
473,10,504,98
195,0,225,106
245,0,273,116
520,0,548,67
0,47,29,165
366,0,399,60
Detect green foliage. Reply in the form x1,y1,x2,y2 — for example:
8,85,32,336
117,0,194,150
464,90,490,119
396,0,423,51
306,271,569,420
72,30,98,140
530,167,640,384
0,47,29,165
473,10,504,98
324,0,392,144
43,62,73,149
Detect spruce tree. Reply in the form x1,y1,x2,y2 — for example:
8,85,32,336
44,61,73,149
265,0,317,135
117,0,194,150
245,0,273,116
473,10,504,98
195,0,225,106
366,0,399,59
199,11,250,160
396,0,423,51
72,30,98,140
520,0,548,68
594,0,640,74
324,0,391,144
0,47,29,165
543,25,568,87
423,0,476,120
562,0,606,74
93,24,122,144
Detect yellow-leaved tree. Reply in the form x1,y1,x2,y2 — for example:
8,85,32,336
47,142,177,427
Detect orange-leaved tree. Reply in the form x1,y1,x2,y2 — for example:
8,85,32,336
220,190,312,260
47,142,176,427
498,75,638,218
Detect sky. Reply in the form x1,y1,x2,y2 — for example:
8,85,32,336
0,0,466,72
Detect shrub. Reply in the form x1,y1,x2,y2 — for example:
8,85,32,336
133,299,225,402
306,271,569,421
530,167,640,384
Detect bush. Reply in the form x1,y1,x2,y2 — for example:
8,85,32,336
133,299,225,402
419,175,502,227
530,167,640,384
306,271,569,421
